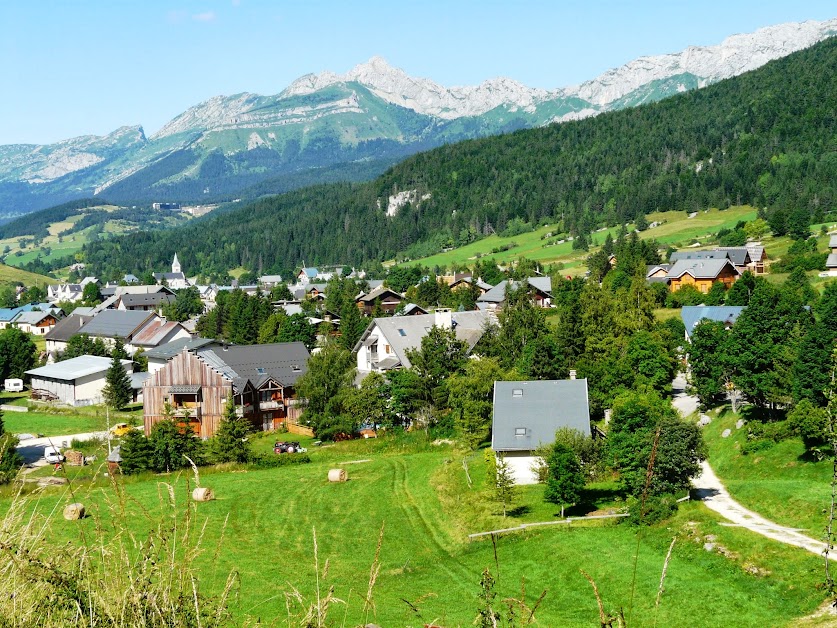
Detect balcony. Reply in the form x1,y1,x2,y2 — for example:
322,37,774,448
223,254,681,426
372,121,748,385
260,400,283,411
172,406,201,420
234,405,255,417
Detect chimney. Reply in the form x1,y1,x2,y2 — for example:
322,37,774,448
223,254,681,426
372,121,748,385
434,308,452,330
569,369,577,380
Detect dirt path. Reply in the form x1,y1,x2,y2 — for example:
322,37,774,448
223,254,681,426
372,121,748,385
670,375,831,558
692,461,831,558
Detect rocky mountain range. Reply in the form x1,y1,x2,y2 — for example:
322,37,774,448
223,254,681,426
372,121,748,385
1,17,834,218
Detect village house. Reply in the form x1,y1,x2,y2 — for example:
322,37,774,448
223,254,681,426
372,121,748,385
44,313,94,356
258,274,284,289
826,235,837,276
449,275,493,294
143,337,221,374
355,285,404,315
680,305,746,342
0,304,63,330
666,258,740,293
491,378,591,485
9,310,62,335
26,355,133,407
47,277,98,304
296,267,335,285
645,264,671,283
354,309,491,376
143,342,310,438
477,277,553,310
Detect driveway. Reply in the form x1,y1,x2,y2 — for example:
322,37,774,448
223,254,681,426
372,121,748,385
15,431,109,466
693,461,830,558
671,375,831,559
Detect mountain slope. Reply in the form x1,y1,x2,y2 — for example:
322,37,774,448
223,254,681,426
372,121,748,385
1,18,834,215
80,36,837,279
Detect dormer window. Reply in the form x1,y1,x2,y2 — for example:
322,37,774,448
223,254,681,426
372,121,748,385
292,365,301,372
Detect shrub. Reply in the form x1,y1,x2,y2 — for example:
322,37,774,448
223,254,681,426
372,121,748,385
249,453,311,468
625,494,678,526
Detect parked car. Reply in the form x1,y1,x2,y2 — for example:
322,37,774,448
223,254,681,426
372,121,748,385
44,446,65,464
110,423,133,437
273,441,307,454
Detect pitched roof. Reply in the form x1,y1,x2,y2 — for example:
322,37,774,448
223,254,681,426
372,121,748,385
492,379,591,451
354,310,491,369
714,247,752,266
830,235,837,249
357,285,404,303
745,243,766,262
120,292,175,308
826,253,837,269
478,278,553,304
400,303,428,316
681,306,746,336
26,355,131,381
45,313,93,342
669,250,730,263
131,321,184,347
144,336,218,361
666,259,739,280
299,267,319,278
12,311,55,325
77,310,156,339
197,342,311,389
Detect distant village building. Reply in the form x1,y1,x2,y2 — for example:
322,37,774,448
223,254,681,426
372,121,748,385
680,306,746,342
477,278,553,310
666,259,740,293
355,285,404,315
826,235,837,277
153,254,190,290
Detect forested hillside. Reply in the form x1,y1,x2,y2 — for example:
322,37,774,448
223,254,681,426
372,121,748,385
82,37,836,279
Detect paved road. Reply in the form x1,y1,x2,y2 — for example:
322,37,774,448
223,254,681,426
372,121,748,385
670,374,831,559
15,431,109,466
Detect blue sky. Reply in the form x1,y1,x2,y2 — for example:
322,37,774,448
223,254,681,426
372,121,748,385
0,1,833,144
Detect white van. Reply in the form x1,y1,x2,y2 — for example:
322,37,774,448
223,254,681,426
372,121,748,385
44,446,65,464
3,378,23,392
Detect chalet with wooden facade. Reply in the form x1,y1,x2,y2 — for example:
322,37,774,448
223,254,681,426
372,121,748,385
10,310,61,335
143,342,310,438
666,259,740,293
356,285,404,315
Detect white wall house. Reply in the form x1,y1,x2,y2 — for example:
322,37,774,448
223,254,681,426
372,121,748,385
353,309,491,376
491,379,591,485
26,355,133,407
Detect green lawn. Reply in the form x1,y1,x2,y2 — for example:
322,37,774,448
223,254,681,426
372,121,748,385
3,411,108,436
1,434,829,626
702,408,831,537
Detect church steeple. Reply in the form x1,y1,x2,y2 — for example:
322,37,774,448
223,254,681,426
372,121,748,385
172,253,181,274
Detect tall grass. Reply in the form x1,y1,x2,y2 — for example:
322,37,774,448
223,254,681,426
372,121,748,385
0,472,237,627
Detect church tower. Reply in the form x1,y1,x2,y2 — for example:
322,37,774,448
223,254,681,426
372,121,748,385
172,253,181,274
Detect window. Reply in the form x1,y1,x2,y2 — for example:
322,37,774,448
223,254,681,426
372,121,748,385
515,428,526,436
397,328,406,337
256,367,266,375
512,389,523,398
292,365,301,372
385,344,391,353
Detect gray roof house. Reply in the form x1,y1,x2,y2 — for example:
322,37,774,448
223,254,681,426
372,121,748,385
354,309,492,375
665,258,740,281
491,379,591,484
681,306,746,341
477,278,553,309
827,235,837,274
144,337,220,373
44,313,94,357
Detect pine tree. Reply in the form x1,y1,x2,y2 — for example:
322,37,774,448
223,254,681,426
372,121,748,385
339,300,367,350
111,336,129,360
210,397,252,464
102,354,132,411
119,429,152,474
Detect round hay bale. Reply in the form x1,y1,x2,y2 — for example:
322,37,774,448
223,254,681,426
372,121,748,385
192,487,214,502
63,503,85,521
328,468,347,483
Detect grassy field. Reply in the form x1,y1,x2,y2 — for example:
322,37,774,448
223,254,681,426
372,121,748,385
0,262,53,286
403,206,761,270
0,391,142,436
1,433,829,626
702,407,831,537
